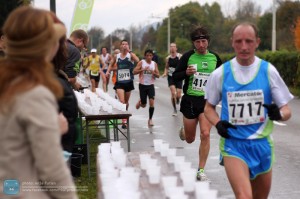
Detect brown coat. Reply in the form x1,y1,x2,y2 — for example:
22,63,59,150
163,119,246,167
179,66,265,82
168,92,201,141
0,86,78,199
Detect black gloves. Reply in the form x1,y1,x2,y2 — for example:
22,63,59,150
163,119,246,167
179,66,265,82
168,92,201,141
216,120,237,138
263,104,282,121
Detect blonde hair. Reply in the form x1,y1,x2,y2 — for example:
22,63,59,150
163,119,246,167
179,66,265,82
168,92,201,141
0,6,63,111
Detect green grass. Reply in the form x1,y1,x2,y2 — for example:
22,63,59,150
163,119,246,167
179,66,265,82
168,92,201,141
74,122,108,199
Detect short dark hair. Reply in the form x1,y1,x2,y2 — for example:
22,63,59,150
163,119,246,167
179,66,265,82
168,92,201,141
70,29,88,47
190,25,210,42
231,22,259,38
144,49,154,56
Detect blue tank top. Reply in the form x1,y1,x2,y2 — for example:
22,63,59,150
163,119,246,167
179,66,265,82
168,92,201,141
221,60,274,139
116,53,134,84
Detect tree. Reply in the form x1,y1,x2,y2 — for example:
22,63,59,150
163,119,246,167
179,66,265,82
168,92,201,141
87,27,104,51
235,0,261,22
295,17,300,50
276,0,300,50
141,26,157,52
257,12,272,51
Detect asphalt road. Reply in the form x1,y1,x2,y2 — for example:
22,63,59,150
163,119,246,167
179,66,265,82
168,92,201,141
105,76,300,199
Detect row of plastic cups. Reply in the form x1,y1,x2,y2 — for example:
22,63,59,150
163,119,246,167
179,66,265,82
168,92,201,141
101,177,141,199
139,154,162,184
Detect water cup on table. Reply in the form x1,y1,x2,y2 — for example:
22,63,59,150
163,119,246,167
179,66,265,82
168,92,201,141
167,186,185,198
147,165,161,184
161,176,178,198
146,159,158,175
166,148,176,163
173,156,185,172
195,181,214,199
139,153,151,170
181,169,196,192
153,139,163,153
196,189,218,199
178,162,192,178
160,143,170,157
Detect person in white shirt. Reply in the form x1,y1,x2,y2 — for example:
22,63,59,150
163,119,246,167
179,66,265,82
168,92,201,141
204,22,293,199
133,49,160,126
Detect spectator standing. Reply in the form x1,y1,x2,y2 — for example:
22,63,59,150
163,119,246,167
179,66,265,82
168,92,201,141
65,29,88,90
0,7,78,198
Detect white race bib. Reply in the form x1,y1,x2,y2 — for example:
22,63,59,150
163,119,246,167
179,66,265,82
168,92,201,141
118,69,130,81
192,72,210,91
168,67,175,76
227,90,266,125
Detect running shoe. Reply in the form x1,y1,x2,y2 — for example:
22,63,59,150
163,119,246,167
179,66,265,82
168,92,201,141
172,110,177,116
196,169,210,182
179,126,185,141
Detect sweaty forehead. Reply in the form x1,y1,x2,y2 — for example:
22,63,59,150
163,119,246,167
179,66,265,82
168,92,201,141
233,25,256,38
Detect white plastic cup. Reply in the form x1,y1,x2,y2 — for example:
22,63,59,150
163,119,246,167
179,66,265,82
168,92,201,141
167,186,185,198
153,139,163,152
146,159,158,175
178,162,192,178
189,63,197,70
147,165,161,184
161,176,178,197
173,156,185,172
196,189,218,199
181,170,196,192
139,154,151,170
166,148,176,163
160,143,170,157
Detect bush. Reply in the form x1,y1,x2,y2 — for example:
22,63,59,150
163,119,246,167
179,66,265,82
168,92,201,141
220,50,300,89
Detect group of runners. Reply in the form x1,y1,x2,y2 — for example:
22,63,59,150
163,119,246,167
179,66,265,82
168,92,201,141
80,22,293,199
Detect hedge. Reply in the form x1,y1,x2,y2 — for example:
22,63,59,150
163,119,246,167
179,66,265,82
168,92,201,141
219,50,300,88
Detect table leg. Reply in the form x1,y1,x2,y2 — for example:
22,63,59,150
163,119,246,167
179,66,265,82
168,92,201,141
127,117,131,152
86,119,90,179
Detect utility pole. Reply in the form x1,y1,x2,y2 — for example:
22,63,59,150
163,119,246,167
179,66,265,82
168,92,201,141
272,0,276,52
50,0,56,14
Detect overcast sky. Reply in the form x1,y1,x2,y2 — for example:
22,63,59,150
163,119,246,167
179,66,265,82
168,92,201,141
33,0,275,36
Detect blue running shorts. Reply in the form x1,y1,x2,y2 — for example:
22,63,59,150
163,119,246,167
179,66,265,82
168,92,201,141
219,136,274,179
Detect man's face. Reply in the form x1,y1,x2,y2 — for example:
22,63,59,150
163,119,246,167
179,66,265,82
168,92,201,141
170,44,177,53
231,25,260,65
121,41,129,51
193,39,208,54
75,38,88,50
102,48,107,54
145,52,153,61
